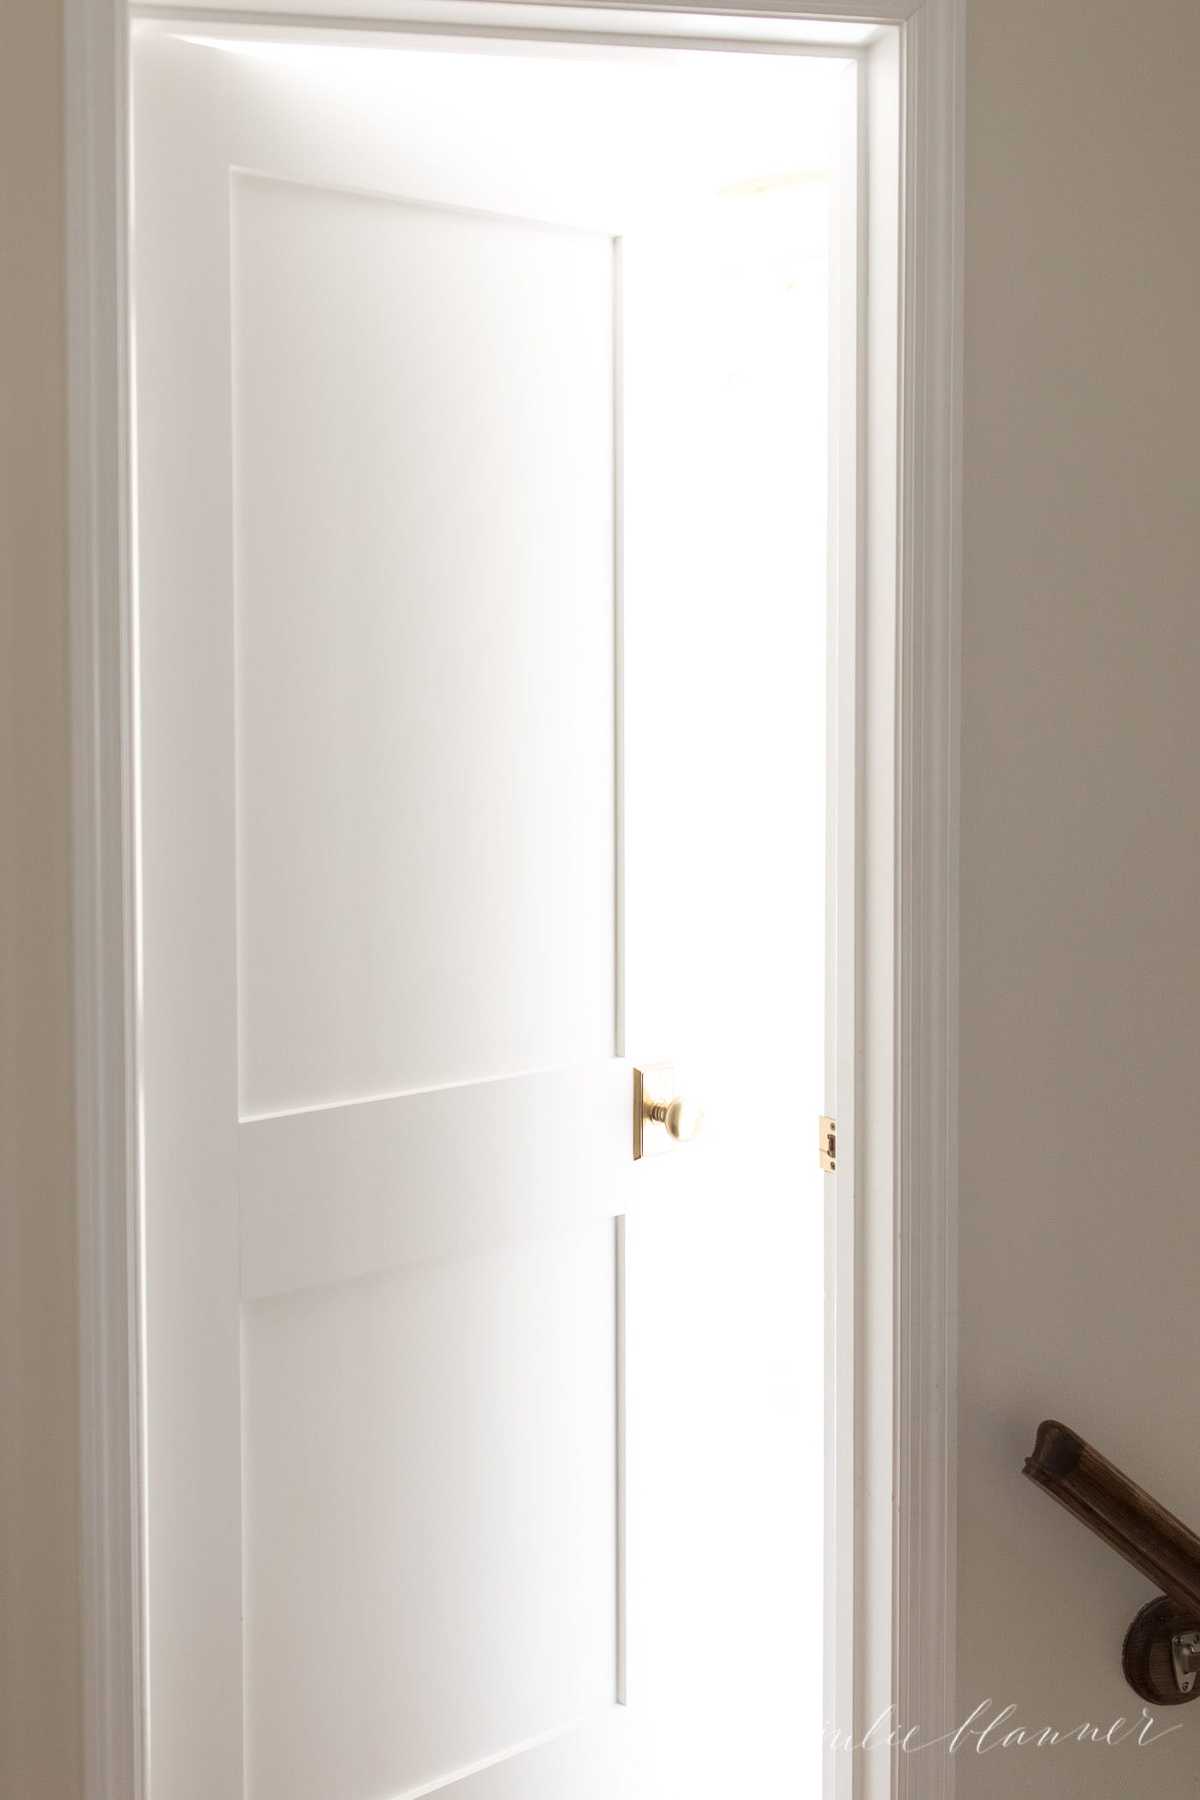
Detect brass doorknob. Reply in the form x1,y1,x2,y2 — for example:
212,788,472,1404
645,1096,704,1142
633,1064,703,1159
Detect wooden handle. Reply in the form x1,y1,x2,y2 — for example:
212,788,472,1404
1024,1419,1200,1617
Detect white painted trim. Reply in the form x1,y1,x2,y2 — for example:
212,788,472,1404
134,0,922,24
134,10,873,56
890,4,962,1794
858,26,899,1800
68,4,961,1796
65,5,147,1800
822,53,862,1800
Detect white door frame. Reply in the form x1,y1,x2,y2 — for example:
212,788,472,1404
66,4,961,1797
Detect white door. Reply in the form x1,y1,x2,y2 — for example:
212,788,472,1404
134,24,846,1800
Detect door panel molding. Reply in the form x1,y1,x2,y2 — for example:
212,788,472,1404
67,4,962,1797
239,1062,635,1298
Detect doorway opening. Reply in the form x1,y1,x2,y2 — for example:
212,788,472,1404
129,18,866,1800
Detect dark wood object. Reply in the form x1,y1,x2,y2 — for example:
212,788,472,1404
1024,1420,1200,1705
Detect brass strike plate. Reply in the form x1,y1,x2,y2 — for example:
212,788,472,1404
819,1114,837,1173
633,1063,673,1161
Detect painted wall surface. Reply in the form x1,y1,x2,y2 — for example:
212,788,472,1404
958,1,1200,1794
0,2,83,1798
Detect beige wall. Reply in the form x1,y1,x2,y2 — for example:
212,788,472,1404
0,2,82,1798
958,0,1200,1792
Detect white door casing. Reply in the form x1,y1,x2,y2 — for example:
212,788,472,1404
67,6,963,1800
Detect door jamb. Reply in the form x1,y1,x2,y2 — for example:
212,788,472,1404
65,4,962,1796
